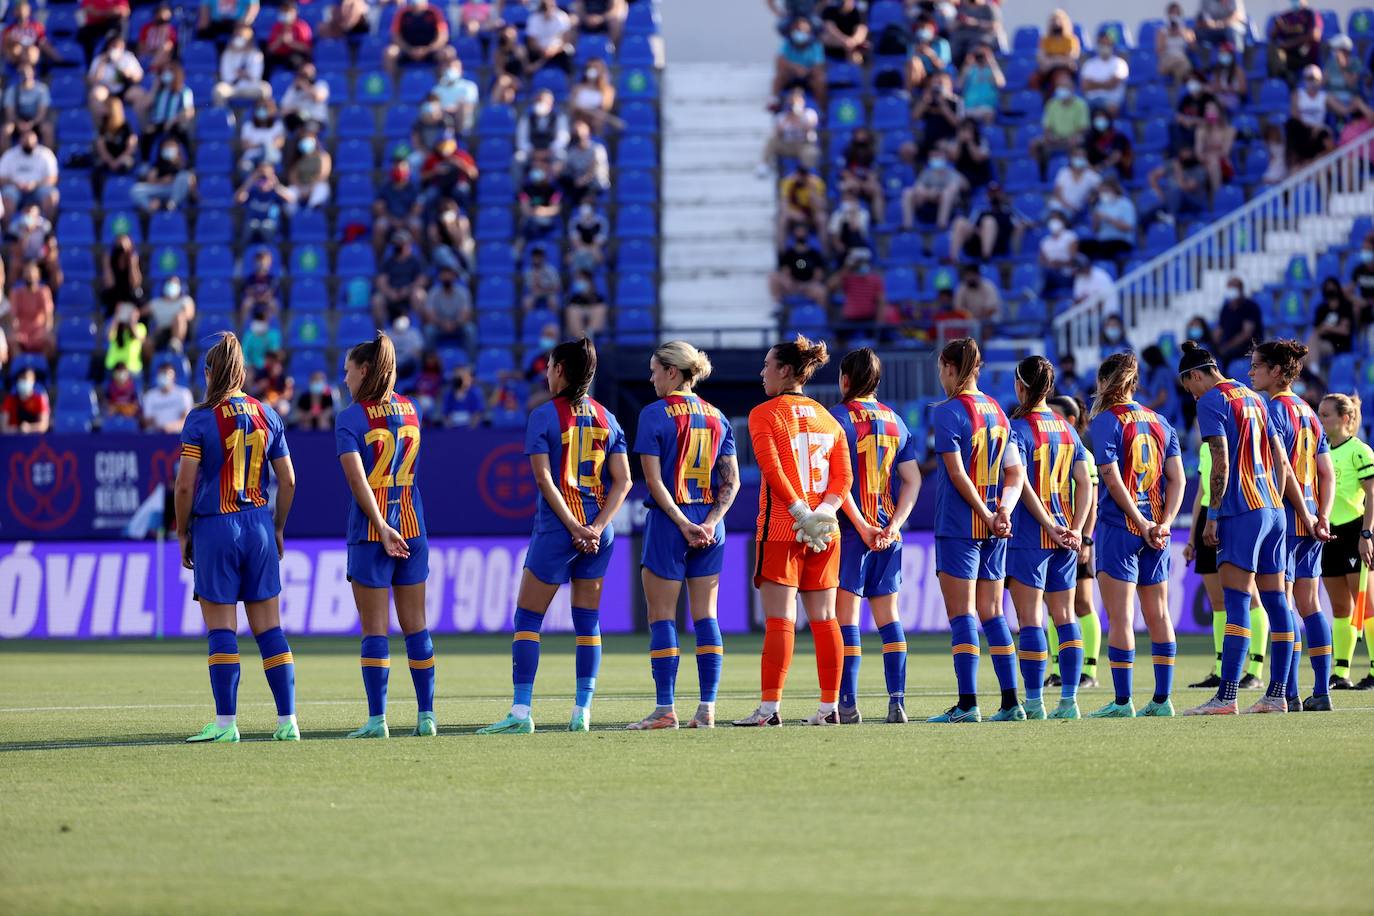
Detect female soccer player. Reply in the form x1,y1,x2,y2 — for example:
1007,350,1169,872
1007,357,1092,720
336,333,436,739
479,339,632,734
1317,393,1374,691
830,348,921,725
733,335,854,727
928,338,1026,724
1177,341,1296,715
628,341,739,730
1250,340,1336,710
174,333,298,743
1086,352,1186,718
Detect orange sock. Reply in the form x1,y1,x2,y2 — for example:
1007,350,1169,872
761,617,795,702
811,618,843,704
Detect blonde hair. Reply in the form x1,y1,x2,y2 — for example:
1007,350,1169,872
199,333,247,409
1323,393,1363,434
347,332,397,403
653,340,713,388
1090,352,1140,418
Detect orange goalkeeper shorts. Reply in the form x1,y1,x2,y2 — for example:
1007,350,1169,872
753,538,840,591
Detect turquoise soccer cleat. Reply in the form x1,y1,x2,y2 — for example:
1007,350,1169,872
1023,697,1047,720
568,711,591,732
477,714,535,735
1139,698,1175,717
927,705,981,723
989,704,1027,722
347,716,389,739
1047,698,1081,719
272,720,300,741
186,722,239,743
413,711,437,737
1086,700,1136,719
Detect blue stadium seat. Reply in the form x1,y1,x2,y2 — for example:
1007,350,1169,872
335,243,375,278
195,309,237,339
437,346,470,373
616,135,658,169
336,312,376,347
398,68,434,103
148,211,189,245
788,304,828,333
102,211,140,243
614,272,656,307
923,264,958,295
1003,158,1041,193
336,104,375,139
58,174,95,210
1257,79,1290,113
289,210,329,243
149,246,187,280
56,212,95,247
615,205,656,238
619,33,656,68
383,105,418,139
196,141,233,174
616,239,656,272
625,0,660,34
477,274,516,309
193,210,233,245
1133,83,1169,116
56,381,96,416
477,241,516,275
477,312,517,345
871,95,908,131
291,244,328,278
616,309,656,344
619,101,658,135
56,108,92,145
196,108,236,143
336,173,375,207
522,309,558,344
198,176,235,208
1350,7,1374,40
289,350,328,380
476,136,515,171
333,138,375,172
196,245,236,280
454,34,485,70
290,277,330,312
1271,289,1308,326
618,68,659,101
531,67,570,100
1285,254,1316,291
1142,222,1176,254
1315,251,1343,284
1330,353,1359,391
57,351,91,382
476,206,514,239
885,267,918,301
339,277,372,311
1012,25,1040,51
576,33,614,68
288,313,329,350
1213,185,1244,214
477,104,517,136
477,172,515,205
196,278,235,312
356,71,393,105
615,169,656,204
475,347,516,382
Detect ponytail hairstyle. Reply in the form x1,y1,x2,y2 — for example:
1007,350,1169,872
347,332,398,403
1250,338,1309,388
1090,351,1139,418
1322,392,1363,436
198,332,247,409
772,334,830,386
551,337,597,401
939,337,981,397
1176,339,1220,381
1010,355,1055,419
839,347,882,400
653,339,713,389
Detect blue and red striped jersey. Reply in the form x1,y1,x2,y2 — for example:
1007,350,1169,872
1267,390,1329,536
1089,400,1181,534
1010,408,1088,549
633,390,736,506
830,397,916,528
335,394,426,544
1196,379,1282,518
526,395,627,532
932,391,1021,540
180,391,289,518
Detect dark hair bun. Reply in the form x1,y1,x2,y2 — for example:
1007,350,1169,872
1181,340,1203,352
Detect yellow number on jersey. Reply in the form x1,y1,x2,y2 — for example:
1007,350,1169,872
857,433,901,495
561,425,610,488
971,425,1007,490
680,427,714,492
1033,442,1074,503
1131,434,1161,495
223,428,268,494
1292,426,1316,490
364,425,420,489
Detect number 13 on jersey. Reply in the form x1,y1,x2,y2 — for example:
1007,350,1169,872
791,432,835,495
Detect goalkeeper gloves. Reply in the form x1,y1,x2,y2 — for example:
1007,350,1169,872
790,501,838,552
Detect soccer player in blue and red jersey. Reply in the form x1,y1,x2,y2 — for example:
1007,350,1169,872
1006,357,1093,720
335,333,436,739
1177,340,1297,715
1249,339,1336,711
479,339,632,734
1086,352,1186,718
174,333,298,743
627,341,739,730
829,348,921,725
928,338,1026,724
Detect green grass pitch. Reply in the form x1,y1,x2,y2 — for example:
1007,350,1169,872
2,634,1373,915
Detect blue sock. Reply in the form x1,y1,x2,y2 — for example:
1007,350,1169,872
511,607,544,708
693,617,723,703
360,634,390,718
1219,587,1252,702
1261,591,1295,700
207,629,240,717
404,629,436,713
1150,640,1176,702
1287,631,1303,701
1018,626,1048,701
839,624,862,707
950,614,980,705
253,627,294,717
572,607,601,709
649,619,679,708
982,615,1018,694
1056,621,1083,700
878,620,907,699
1108,645,1134,706
1305,612,1333,697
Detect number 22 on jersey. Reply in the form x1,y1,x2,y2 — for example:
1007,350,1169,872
365,426,420,488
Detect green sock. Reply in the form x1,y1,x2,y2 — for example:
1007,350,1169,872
1081,610,1102,679
1047,622,1061,678
1211,610,1225,677
1245,602,1268,679
1364,619,1374,675
1334,616,1357,679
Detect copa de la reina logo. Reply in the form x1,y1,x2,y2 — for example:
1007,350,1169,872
6,439,81,532
476,441,537,519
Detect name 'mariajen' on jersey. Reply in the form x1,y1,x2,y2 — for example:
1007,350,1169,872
932,391,1017,540
526,395,628,532
1267,390,1329,537
1196,379,1282,518
829,397,915,529
180,390,289,518
1010,407,1089,549
1088,400,1181,534
334,393,427,543
634,389,736,507
749,393,853,541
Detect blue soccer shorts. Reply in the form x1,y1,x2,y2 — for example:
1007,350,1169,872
641,506,725,582
838,528,903,597
525,525,617,585
1095,522,1169,586
935,536,1006,582
1007,545,1077,593
192,508,281,605
1217,507,1286,576
347,536,430,589
1287,534,1323,582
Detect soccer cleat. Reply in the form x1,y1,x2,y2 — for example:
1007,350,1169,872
885,700,908,724
476,714,534,735
1354,674,1374,690
1182,696,1239,716
1238,674,1263,690
1078,674,1098,688
568,711,591,732
186,722,239,743
347,716,389,739
1242,696,1288,714
413,711,437,737
1302,694,1333,711
1048,698,1081,720
1189,673,1222,689
1286,697,1302,712
837,705,862,724
927,705,981,723
732,707,782,727
685,705,715,728
800,709,839,726
1329,675,1355,690
1044,673,1062,688
272,720,300,741
1023,697,1047,720
1138,699,1175,718
626,708,679,730
1086,701,1135,719
989,704,1027,722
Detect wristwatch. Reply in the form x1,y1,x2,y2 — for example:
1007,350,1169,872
1362,530,1374,540
1081,536,1094,547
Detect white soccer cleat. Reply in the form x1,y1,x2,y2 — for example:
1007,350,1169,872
1242,696,1288,715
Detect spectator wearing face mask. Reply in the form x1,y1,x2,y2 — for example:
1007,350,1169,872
265,1,313,78
1267,0,1322,81
827,190,871,264
1098,313,1130,356
136,2,178,70
410,96,449,169
142,62,195,155
2,367,49,434
770,224,828,306
281,64,330,134
1205,42,1247,114
522,247,562,311
422,267,476,350
390,314,427,381
444,366,485,428
1196,0,1248,52
0,130,60,220
563,120,610,206
374,161,423,259
1085,111,1134,180
525,0,574,73
1078,178,1137,262
240,308,280,371
1349,234,1374,326
516,89,570,165
142,364,192,433
385,0,450,79
1170,73,1213,155
1072,255,1118,314
1146,146,1209,226
1035,8,1080,87
431,56,480,134
951,264,1002,322
6,262,54,359
1306,277,1357,375
101,236,143,318
238,99,285,174
130,138,194,212
901,143,966,230
104,362,141,418
947,181,1021,261
1286,65,1335,167
568,203,608,273
8,205,60,289
565,276,607,338
912,71,962,157
239,250,279,324
428,200,474,276
293,371,335,431
838,128,885,222
1039,214,1079,297
906,15,952,90
570,59,617,135
234,163,291,243
250,349,292,417
285,129,331,215
777,162,828,247
760,88,820,176
958,44,1004,124
3,65,53,151
1029,72,1089,176
213,24,269,105
374,233,430,325
830,247,892,326
519,164,563,244
819,0,868,64
1194,101,1235,193
1156,3,1197,83
775,17,827,106
146,276,195,354
1211,276,1263,364
197,0,259,46
87,35,146,122
1080,34,1129,116
1048,146,1101,223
